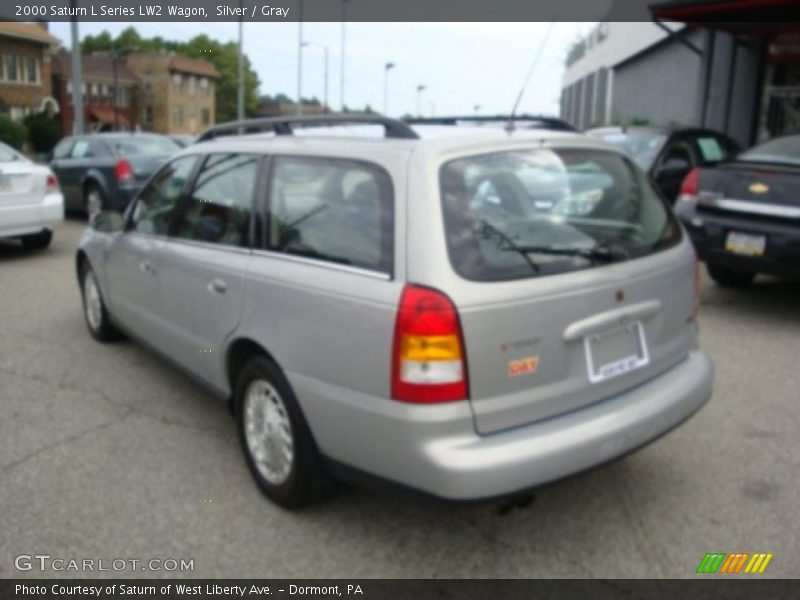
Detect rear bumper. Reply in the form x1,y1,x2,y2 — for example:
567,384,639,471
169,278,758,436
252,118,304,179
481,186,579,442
0,193,64,239
677,204,800,276
109,185,140,212
292,349,714,500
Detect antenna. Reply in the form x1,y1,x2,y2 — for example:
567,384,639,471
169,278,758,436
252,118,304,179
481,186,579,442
507,21,556,133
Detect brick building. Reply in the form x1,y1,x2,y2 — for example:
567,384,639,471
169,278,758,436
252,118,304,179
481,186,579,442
51,50,140,134
124,52,218,135
0,22,60,120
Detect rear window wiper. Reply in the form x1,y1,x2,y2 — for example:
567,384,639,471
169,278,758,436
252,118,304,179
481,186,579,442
510,243,629,264
476,219,540,272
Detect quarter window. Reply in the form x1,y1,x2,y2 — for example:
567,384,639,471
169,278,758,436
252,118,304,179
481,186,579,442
131,156,196,235
174,154,258,247
267,156,394,273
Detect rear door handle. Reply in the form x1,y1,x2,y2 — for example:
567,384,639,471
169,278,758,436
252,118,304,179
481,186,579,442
208,278,227,294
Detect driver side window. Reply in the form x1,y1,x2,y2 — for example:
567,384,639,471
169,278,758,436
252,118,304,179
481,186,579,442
131,156,196,235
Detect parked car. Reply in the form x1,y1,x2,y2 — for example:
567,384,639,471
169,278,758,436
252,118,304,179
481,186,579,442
50,133,179,220
0,140,63,249
170,134,197,148
674,132,800,287
76,115,713,507
587,126,740,204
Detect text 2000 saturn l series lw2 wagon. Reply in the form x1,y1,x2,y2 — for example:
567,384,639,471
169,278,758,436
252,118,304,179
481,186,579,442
75,115,714,508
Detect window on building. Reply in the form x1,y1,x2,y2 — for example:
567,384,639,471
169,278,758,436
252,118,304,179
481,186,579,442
189,76,196,95
199,77,209,96
173,106,183,126
201,108,211,126
172,73,182,93
4,54,17,82
26,57,37,83
145,106,154,124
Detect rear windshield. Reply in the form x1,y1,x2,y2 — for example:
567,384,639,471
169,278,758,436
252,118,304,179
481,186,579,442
738,134,800,166
440,148,681,282
108,136,179,157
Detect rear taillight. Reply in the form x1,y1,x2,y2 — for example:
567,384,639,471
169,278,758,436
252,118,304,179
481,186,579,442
45,172,59,194
391,284,468,403
114,158,134,183
677,167,699,204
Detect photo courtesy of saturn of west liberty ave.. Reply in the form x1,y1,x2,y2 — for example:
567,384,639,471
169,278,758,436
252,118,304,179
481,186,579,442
0,0,798,596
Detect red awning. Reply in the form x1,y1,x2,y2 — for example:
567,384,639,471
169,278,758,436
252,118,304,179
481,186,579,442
88,106,129,126
651,0,800,33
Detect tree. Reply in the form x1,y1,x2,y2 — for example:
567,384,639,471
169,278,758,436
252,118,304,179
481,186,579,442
80,29,261,122
0,115,27,150
24,112,60,153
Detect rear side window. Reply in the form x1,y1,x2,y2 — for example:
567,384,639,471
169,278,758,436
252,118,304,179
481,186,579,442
440,148,681,282
131,156,196,235
173,154,258,248
71,140,92,158
266,156,393,273
52,139,73,159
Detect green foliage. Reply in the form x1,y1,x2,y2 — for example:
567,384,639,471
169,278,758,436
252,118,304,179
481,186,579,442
81,28,261,122
24,112,61,153
0,115,27,150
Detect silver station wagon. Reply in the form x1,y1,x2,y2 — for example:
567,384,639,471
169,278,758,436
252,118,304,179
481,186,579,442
76,115,714,507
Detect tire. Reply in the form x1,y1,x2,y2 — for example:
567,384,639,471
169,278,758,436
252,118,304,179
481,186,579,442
21,229,52,250
235,356,331,508
80,262,120,342
707,264,756,288
84,183,105,222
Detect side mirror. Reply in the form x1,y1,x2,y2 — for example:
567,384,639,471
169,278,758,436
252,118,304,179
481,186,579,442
91,210,126,233
660,157,691,174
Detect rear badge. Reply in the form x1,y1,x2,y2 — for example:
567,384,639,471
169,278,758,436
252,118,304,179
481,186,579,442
749,182,769,194
508,356,539,378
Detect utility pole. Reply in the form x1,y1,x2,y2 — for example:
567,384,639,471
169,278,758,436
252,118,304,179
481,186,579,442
340,0,349,112
70,2,84,135
383,62,395,116
237,1,244,121
112,44,119,131
416,84,426,117
297,0,304,115
303,43,329,112
473,104,481,115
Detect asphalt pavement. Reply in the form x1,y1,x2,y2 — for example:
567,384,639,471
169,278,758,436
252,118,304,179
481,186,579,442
1,219,798,578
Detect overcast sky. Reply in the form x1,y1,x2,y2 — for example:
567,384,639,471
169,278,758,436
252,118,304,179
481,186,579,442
49,22,595,117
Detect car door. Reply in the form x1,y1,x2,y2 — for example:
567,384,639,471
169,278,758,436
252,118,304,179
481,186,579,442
104,156,198,345
48,137,78,209
156,153,260,391
652,136,696,203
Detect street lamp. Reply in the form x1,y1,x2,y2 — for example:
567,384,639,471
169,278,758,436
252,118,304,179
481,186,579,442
302,42,330,113
416,85,426,117
111,43,137,132
383,61,395,116
473,104,481,115
296,0,304,115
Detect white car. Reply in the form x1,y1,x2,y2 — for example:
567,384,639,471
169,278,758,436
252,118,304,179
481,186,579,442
0,141,63,249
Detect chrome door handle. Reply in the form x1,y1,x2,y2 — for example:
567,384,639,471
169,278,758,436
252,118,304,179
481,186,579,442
208,278,227,294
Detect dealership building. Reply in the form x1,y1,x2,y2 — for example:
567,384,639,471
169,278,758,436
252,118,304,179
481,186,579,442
561,0,800,147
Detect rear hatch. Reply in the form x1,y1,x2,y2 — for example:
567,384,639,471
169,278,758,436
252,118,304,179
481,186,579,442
0,162,43,206
436,144,695,435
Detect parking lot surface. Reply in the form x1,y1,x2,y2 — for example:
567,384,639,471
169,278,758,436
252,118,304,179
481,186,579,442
1,219,798,578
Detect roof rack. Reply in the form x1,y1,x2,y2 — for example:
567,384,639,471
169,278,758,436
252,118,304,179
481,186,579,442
196,114,420,142
403,114,577,132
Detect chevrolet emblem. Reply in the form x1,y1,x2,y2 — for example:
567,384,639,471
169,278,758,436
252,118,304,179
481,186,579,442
749,182,769,194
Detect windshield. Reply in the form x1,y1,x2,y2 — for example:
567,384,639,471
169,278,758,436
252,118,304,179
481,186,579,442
739,134,800,166
592,130,668,170
440,148,681,282
108,136,179,157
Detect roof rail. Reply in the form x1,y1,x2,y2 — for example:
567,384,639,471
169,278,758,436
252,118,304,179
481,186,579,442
196,114,420,142
403,114,577,132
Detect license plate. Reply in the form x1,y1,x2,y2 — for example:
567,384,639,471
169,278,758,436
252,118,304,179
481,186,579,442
584,322,649,384
725,231,766,256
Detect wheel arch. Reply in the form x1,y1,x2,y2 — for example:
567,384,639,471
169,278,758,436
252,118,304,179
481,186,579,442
225,338,283,409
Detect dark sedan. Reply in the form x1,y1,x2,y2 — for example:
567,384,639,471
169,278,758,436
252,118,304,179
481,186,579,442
674,133,800,287
587,126,740,203
50,133,179,220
